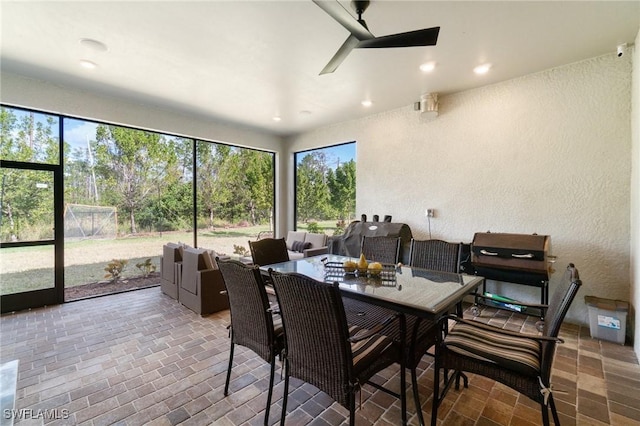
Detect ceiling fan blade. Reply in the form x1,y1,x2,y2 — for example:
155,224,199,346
320,34,360,75
312,0,374,41
357,26,440,48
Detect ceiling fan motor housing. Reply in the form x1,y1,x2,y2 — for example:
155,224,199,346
352,0,370,15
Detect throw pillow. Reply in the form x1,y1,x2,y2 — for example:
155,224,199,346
291,240,312,253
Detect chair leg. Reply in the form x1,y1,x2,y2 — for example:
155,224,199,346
280,360,289,426
431,365,439,426
224,340,235,396
349,391,356,426
411,367,425,426
541,401,550,426
264,355,276,426
549,394,560,425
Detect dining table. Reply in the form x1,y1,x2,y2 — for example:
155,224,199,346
259,254,485,425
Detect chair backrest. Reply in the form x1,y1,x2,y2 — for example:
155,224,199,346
539,263,581,378
161,243,182,281
217,258,277,362
544,263,582,338
408,239,461,272
249,237,290,266
269,271,353,407
361,236,401,264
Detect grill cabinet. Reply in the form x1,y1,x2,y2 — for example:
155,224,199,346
471,232,552,316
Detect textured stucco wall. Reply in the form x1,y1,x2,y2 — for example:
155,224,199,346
631,31,640,357
287,54,633,327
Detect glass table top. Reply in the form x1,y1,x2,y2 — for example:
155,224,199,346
261,255,484,317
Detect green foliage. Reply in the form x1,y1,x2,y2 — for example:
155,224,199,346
296,152,331,222
104,259,128,283
306,221,322,234
327,159,356,221
135,258,156,278
296,150,356,223
3,106,358,247
0,108,59,241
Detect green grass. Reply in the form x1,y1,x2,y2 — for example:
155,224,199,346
0,220,348,296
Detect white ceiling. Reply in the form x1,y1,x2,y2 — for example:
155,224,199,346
1,1,638,137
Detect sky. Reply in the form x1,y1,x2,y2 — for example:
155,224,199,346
7,107,356,165
295,142,356,169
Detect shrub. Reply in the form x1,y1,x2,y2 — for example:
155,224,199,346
135,258,156,278
233,244,250,257
104,259,128,284
333,219,346,236
307,221,322,234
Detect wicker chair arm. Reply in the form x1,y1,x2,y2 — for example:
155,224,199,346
441,314,563,343
348,313,400,343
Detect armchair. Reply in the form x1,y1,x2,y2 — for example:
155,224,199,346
431,263,582,426
160,242,183,300
179,247,229,316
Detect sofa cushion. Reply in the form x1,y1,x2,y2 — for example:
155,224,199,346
202,250,218,270
286,231,306,250
291,240,312,253
304,232,327,249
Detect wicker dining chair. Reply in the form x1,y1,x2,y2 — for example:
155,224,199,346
269,270,403,426
408,239,461,272
409,238,465,318
431,263,582,426
361,236,401,264
249,237,289,266
217,258,284,426
342,297,436,426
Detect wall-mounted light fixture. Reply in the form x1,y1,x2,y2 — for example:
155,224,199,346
414,93,438,117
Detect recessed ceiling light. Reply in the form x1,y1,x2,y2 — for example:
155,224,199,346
361,100,373,107
80,60,97,69
79,38,108,52
272,116,282,122
419,62,436,73
474,63,492,74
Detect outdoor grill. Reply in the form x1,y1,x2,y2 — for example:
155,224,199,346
470,232,553,318
329,220,413,264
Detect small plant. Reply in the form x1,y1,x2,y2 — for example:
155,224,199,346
333,219,346,236
135,258,156,278
306,221,322,234
233,244,250,257
104,259,128,284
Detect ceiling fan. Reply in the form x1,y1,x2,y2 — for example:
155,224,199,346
313,0,440,74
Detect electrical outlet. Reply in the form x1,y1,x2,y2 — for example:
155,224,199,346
426,209,435,218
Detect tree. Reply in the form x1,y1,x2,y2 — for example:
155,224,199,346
296,153,331,222
327,159,356,221
0,107,58,241
197,142,230,228
93,125,178,234
215,148,274,226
